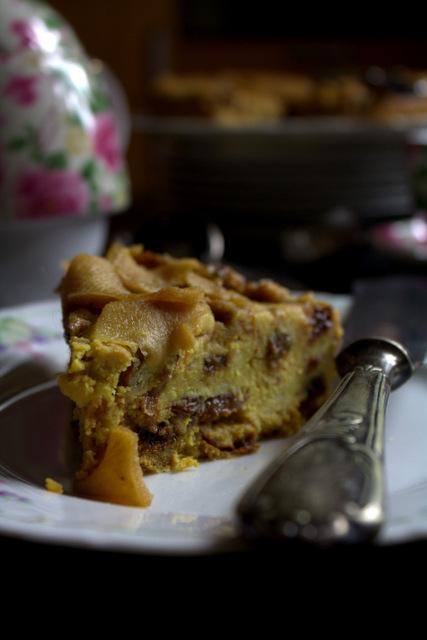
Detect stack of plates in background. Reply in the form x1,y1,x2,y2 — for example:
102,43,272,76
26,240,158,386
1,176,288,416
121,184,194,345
135,117,416,224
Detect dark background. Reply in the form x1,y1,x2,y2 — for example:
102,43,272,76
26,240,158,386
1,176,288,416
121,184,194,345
1,0,426,561
180,1,427,39
47,0,427,210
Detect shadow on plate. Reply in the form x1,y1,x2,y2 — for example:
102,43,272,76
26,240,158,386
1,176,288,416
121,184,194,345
0,381,79,492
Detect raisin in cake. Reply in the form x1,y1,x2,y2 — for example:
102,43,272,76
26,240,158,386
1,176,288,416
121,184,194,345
58,244,342,507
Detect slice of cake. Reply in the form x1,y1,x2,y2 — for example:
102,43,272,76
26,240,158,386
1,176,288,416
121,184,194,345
58,244,342,507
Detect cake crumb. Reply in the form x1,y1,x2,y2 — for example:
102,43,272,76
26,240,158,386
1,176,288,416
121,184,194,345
45,477,64,494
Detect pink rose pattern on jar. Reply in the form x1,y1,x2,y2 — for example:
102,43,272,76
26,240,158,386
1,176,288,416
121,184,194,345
4,75,38,106
16,168,90,218
11,20,38,50
0,0,130,221
94,112,122,172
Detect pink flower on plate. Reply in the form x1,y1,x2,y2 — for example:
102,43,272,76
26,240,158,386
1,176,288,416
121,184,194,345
11,20,38,50
4,75,38,106
16,169,90,218
93,112,122,172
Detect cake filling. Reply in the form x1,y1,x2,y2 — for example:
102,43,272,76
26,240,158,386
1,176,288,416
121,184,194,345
58,243,343,507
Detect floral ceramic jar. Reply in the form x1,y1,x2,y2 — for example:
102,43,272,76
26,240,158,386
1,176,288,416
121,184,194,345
0,0,130,220
0,0,131,305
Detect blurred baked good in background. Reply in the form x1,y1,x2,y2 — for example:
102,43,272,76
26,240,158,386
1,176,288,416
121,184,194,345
149,68,427,124
150,71,314,124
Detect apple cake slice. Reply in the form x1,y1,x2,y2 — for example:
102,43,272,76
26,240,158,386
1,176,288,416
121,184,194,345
58,244,342,507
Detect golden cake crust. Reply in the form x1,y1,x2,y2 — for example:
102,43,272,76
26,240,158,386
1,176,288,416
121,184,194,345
59,244,343,507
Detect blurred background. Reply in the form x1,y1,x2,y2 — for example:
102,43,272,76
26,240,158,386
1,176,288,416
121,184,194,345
3,0,427,303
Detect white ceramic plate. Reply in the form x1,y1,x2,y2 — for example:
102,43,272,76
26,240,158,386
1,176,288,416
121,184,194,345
370,214,427,264
0,297,426,554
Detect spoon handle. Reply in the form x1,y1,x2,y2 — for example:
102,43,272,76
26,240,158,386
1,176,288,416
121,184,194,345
237,364,390,545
